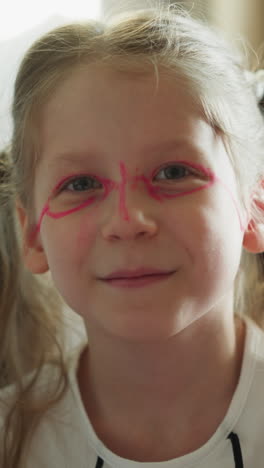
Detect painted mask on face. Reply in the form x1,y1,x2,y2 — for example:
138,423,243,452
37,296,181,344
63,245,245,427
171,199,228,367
31,158,245,241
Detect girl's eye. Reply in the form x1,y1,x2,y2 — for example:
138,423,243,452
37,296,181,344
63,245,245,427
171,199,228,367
154,164,191,181
60,176,102,192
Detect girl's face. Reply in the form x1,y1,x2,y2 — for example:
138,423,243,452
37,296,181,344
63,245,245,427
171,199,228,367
26,65,247,341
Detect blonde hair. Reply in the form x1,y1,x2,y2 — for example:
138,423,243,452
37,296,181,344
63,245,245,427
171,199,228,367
2,4,264,466
0,148,69,465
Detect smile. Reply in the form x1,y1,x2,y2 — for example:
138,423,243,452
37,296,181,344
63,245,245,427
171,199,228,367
100,271,175,289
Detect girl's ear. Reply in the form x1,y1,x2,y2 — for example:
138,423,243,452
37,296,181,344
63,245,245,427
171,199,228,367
243,186,264,253
243,220,264,253
16,201,49,274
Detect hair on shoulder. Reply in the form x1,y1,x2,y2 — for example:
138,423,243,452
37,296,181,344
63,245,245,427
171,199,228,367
0,147,72,467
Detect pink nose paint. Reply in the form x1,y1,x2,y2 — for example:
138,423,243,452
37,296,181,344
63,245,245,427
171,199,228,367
30,159,245,242
118,162,130,221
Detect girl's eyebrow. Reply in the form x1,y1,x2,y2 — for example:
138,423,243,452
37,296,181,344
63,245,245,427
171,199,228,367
142,138,200,155
45,139,200,168
45,151,96,168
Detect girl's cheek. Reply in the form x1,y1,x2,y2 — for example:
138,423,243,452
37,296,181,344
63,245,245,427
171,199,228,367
75,209,99,248
41,207,98,258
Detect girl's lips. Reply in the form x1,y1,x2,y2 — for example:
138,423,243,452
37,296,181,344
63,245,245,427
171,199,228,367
102,267,175,280
101,271,175,288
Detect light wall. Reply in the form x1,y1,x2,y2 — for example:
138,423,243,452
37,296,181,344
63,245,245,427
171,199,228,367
101,0,170,16
208,0,264,57
102,0,264,57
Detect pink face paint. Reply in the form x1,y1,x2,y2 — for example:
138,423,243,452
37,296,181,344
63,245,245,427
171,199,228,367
133,174,164,201
30,159,244,242
118,162,130,221
150,161,216,200
30,173,115,241
116,162,163,220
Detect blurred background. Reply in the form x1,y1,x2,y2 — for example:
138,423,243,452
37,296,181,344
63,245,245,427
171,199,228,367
1,0,264,148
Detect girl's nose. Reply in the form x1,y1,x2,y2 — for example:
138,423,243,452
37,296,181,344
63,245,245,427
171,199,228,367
101,188,158,242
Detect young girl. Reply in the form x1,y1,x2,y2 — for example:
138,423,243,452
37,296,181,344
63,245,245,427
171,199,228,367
1,5,264,468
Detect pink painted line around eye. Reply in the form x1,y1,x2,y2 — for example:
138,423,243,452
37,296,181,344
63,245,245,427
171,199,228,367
30,174,115,241
133,174,164,201
30,159,245,241
149,161,216,199
46,197,97,219
30,194,98,244
132,160,214,201
30,161,215,240
149,160,215,179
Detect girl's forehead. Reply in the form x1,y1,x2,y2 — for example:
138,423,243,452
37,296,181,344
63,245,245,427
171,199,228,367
41,62,199,120
38,64,205,157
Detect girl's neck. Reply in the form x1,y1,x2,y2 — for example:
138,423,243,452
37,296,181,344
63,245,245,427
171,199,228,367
77,311,245,461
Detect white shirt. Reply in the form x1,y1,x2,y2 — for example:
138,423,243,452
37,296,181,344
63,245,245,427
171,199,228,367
1,317,264,467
